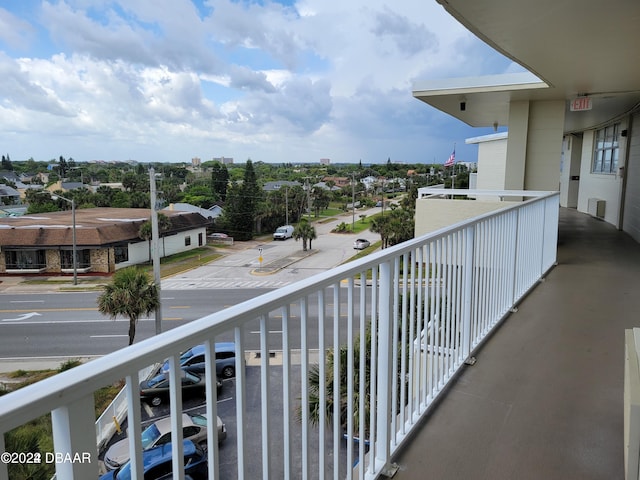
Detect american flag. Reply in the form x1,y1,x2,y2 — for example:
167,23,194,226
444,148,455,167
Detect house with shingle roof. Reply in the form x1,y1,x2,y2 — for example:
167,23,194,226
0,207,210,275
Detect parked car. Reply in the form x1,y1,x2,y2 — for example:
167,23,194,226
353,238,371,250
161,342,237,379
208,232,229,240
273,225,294,240
139,370,218,406
103,413,226,470
99,439,207,480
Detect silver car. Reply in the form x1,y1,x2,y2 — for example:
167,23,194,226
353,238,371,250
103,413,226,470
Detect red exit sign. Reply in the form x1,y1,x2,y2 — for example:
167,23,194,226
570,97,592,111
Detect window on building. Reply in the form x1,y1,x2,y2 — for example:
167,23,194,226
592,123,620,174
5,250,46,270
114,245,128,264
185,236,191,246
60,249,91,269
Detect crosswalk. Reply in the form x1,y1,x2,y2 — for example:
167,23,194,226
161,278,293,290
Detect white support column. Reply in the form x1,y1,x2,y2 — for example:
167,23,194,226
51,394,98,479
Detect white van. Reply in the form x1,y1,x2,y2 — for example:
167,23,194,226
273,225,294,240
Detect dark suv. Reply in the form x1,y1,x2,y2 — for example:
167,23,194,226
161,342,237,378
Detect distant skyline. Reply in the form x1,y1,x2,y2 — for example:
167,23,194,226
0,1,519,165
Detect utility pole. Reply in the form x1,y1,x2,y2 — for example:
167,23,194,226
149,166,162,335
305,177,311,218
352,173,356,232
285,185,289,225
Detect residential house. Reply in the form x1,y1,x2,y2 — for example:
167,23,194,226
0,207,210,275
262,180,302,192
162,202,222,221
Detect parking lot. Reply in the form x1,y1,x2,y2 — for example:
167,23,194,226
102,364,349,478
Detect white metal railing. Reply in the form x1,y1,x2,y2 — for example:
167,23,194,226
0,191,559,480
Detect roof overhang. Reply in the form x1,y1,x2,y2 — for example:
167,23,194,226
414,0,640,133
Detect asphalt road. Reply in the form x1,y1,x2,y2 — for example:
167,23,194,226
0,209,381,361
0,287,373,359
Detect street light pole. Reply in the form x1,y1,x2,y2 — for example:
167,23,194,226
149,167,162,335
51,194,77,285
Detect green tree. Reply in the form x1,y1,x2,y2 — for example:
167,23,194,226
311,186,331,217
293,218,317,251
220,160,261,241
97,268,160,345
303,324,372,435
138,213,172,261
211,162,229,201
1,154,13,171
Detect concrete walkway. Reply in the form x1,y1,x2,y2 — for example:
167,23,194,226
388,207,640,480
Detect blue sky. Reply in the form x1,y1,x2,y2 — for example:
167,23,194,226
0,0,517,165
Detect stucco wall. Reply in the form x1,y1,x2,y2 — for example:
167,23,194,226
559,134,582,208
415,199,517,236
577,129,625,227
476,137,508,201
161,229,206,256
523,100,565,191
623,113,640,242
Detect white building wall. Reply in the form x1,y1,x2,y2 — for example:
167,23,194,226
523,100,565,191
623,114,640,242
116,228,206,268
559,135,582,208
465,132,508,201
576,130,624,227
505,101,529,189
415,198,516,235
127,241,149,264
160,229,206,257
476,137,508,191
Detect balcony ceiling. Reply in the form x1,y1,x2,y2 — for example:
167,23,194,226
414,0,640,132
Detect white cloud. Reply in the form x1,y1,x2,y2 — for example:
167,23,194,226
0,0,513,164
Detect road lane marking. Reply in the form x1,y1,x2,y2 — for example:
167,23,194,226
0,317,183,324
0,307,97,313
90,334,128,338
2,312,42,322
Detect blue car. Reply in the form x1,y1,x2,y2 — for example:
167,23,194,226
161,342,237,379
99,439,207,480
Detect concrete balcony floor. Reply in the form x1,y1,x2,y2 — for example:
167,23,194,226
388,207,640,480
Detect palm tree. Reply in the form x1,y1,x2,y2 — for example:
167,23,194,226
139,213,172,261
293,218,317,251
303,324,372,436
97,267,160,345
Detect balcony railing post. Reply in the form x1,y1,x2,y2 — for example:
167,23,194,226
51,394,98,479
461,226,475,360
125,372,144,479
375,259,393,473
0,430,7,479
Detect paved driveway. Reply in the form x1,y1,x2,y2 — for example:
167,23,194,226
161,210,380,290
